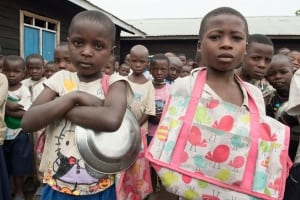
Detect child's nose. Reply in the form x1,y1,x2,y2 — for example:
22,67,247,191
81,45,93,56
220,37,233,49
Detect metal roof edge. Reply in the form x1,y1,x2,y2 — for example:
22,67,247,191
67,0,146,37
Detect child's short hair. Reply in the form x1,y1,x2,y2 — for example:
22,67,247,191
198,7,248,40
25,53,44,66
4,55,25,70
150,54,169,68
248,34,273,47
45,61,55,66
68,10,116,44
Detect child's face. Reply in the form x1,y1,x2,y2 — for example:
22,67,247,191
181,65,192,77
68,20,114,80
54,46,77,72
150,59,169,82
199,14,247,72
3,60,25,86
178,55,187,65
266,59,293,93
44,63,58,78
243,42,274,80
101,63,114,75
27,57,44,81
129,51,148,75
119,65,130,76
288,51,300,72
167,63,182,81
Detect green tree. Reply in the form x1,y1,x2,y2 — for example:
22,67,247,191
296,9,300,16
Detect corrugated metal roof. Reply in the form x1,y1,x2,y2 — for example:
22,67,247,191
121,16,300,37
67,0,146,37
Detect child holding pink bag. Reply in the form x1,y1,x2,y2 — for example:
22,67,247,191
146,7,291,200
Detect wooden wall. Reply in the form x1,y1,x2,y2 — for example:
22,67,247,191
120,37,300,64
0,0,122,60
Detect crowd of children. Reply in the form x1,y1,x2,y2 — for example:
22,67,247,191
0,7,300,200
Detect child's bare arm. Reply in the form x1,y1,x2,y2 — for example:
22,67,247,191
22,86,77,132
65,80,127,132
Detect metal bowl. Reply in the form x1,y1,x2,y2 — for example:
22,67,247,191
75,109,141,174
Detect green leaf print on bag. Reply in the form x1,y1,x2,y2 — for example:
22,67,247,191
168,106,178,116
194,105,211,124
198,180,209,188
161,171,180,187
183,189,199,199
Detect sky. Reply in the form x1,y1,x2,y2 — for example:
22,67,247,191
89,0,300,20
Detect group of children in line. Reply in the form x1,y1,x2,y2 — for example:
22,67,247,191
0,6,300,200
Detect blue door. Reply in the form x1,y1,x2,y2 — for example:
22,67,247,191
24,26,39,59
42,30,55,61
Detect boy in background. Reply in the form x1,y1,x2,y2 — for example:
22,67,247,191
165,56,183,84
102,56,115,75
266,54,298,160
54,42,76,72
128,44,155,134
22,53,47,199
3,55,32,200
118,63,131,76
44,61,58,79
236,33,275,104
288,50,300,72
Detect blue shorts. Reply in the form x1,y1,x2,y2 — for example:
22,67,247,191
3,131,33,176
0,145,11,200
41,184,116,200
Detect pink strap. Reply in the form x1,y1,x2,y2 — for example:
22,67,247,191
170,69,261,192
171,70,206,165
238,81,260,190
101,74,110,95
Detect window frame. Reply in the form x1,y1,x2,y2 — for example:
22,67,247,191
19,10,60,58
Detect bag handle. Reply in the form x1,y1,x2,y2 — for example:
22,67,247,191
171,69,207,165
170,68,261,190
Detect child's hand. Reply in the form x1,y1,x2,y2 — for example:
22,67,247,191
6,101,24,112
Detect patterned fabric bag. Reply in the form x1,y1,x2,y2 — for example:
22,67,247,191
101,75,153,199
146,69,291,200
116,129,153,200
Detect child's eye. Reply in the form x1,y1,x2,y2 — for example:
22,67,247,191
95,43,104,50
209,35,221,40
265,58,272,64
73,40,82,47
252,56,260,61
232,35,243,41
65,59,72,64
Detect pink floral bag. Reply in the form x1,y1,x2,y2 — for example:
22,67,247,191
146,69,291,200
100,75,153,200
116,129,153,200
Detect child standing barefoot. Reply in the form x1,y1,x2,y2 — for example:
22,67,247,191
22,10,132,200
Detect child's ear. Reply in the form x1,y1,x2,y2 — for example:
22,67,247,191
111,45,116,55
197,40,201,51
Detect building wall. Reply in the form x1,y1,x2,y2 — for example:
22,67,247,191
120,37,300,64
0,0,122,60
120,39,198,64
